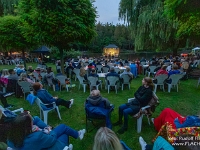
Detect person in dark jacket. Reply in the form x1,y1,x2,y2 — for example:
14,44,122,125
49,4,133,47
85,90,114,129
86,90,111,109
32,82,73,109
7,111,86,150
113,77,153,134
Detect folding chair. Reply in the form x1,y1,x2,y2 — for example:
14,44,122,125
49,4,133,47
26,94,61,124
128,92,159,133
85,100,114,132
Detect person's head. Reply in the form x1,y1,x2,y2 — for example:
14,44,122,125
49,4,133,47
126,66,131,72
1,69,9,76
80,67,86,76
32,82,42,95
110,67,115,72
91,68,96,73
142,77,154,89
161,65,167,70
90,90,100,97
28,66,33,70
20,73,27,80
47,67,52,73
8,69,15,75
8,112,32,148
172,64,178,70
93,127,123,150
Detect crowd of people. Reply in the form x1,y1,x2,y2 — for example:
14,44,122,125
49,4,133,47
0,54,200,150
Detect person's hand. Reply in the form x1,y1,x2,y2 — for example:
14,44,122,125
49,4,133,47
54,96,58,99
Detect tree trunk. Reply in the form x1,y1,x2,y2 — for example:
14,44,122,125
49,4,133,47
22,49,26,69
59,49,64,74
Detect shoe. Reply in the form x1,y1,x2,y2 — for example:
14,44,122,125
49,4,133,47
79,129,86,140
139,136,147,150
68,144,73,150
117,127,127,134
69,99,74,108
151,118,154,124
4,104,14,109
113,121,122,126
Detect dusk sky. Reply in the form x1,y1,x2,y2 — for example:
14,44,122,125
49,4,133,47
93,0,124,25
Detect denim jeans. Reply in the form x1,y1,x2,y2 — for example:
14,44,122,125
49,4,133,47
33,116,78,146
119,104,140,128
53,124,79,144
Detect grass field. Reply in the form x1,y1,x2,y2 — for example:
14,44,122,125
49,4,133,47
1,63,200,150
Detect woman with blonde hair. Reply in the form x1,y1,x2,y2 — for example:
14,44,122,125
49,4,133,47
79,67,88,82
114,77,154,134
93,127,123,150
20,73,35,85
1,69,9,78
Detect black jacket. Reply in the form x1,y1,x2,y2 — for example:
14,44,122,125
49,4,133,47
86,95,111,109
134,85,152,107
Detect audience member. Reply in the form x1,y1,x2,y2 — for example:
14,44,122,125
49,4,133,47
7,111,86,150
152,108,200,132
32,82,73,109
113,77,153,134
85,90,113,128
93,127,131,150
8,69,18,80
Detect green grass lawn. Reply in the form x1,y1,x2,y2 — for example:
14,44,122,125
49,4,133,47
1,63,200,150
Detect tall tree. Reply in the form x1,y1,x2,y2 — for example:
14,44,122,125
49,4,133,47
165,0,200,45
0,15,31,68
18,0,96,72
119,0,180,54
0,0,19,15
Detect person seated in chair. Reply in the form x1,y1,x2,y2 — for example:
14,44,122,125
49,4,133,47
166,64,180,84
120,66,133,79
85,90,113,129
8,69,18,80
113,77,153,134
153,65,168,84
32,82,73,109
105,67,119,78
7,111,86,150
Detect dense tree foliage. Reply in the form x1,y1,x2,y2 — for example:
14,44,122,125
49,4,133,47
118,0,200,54
165,0,200,44
18,0,96,72
88,22,133,52
0,15,31,67
0,0,19,16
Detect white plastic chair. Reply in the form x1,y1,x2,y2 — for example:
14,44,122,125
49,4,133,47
106,76,119,94
127,92,158,133
102,67,109,73
96,65,103,73
77,75,87,93
32,72,40,81
87,76,102,91
73,68,80,81
18,81,33,99
56,75,68,91
35,96,62,124
153,74,168,93
146,66,157,77
120,74,131,90
166,74,182,92
114,68,121,74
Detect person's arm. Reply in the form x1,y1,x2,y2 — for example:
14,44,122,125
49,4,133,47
33,116,48,129
36,131,57,148
39,90,56,103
